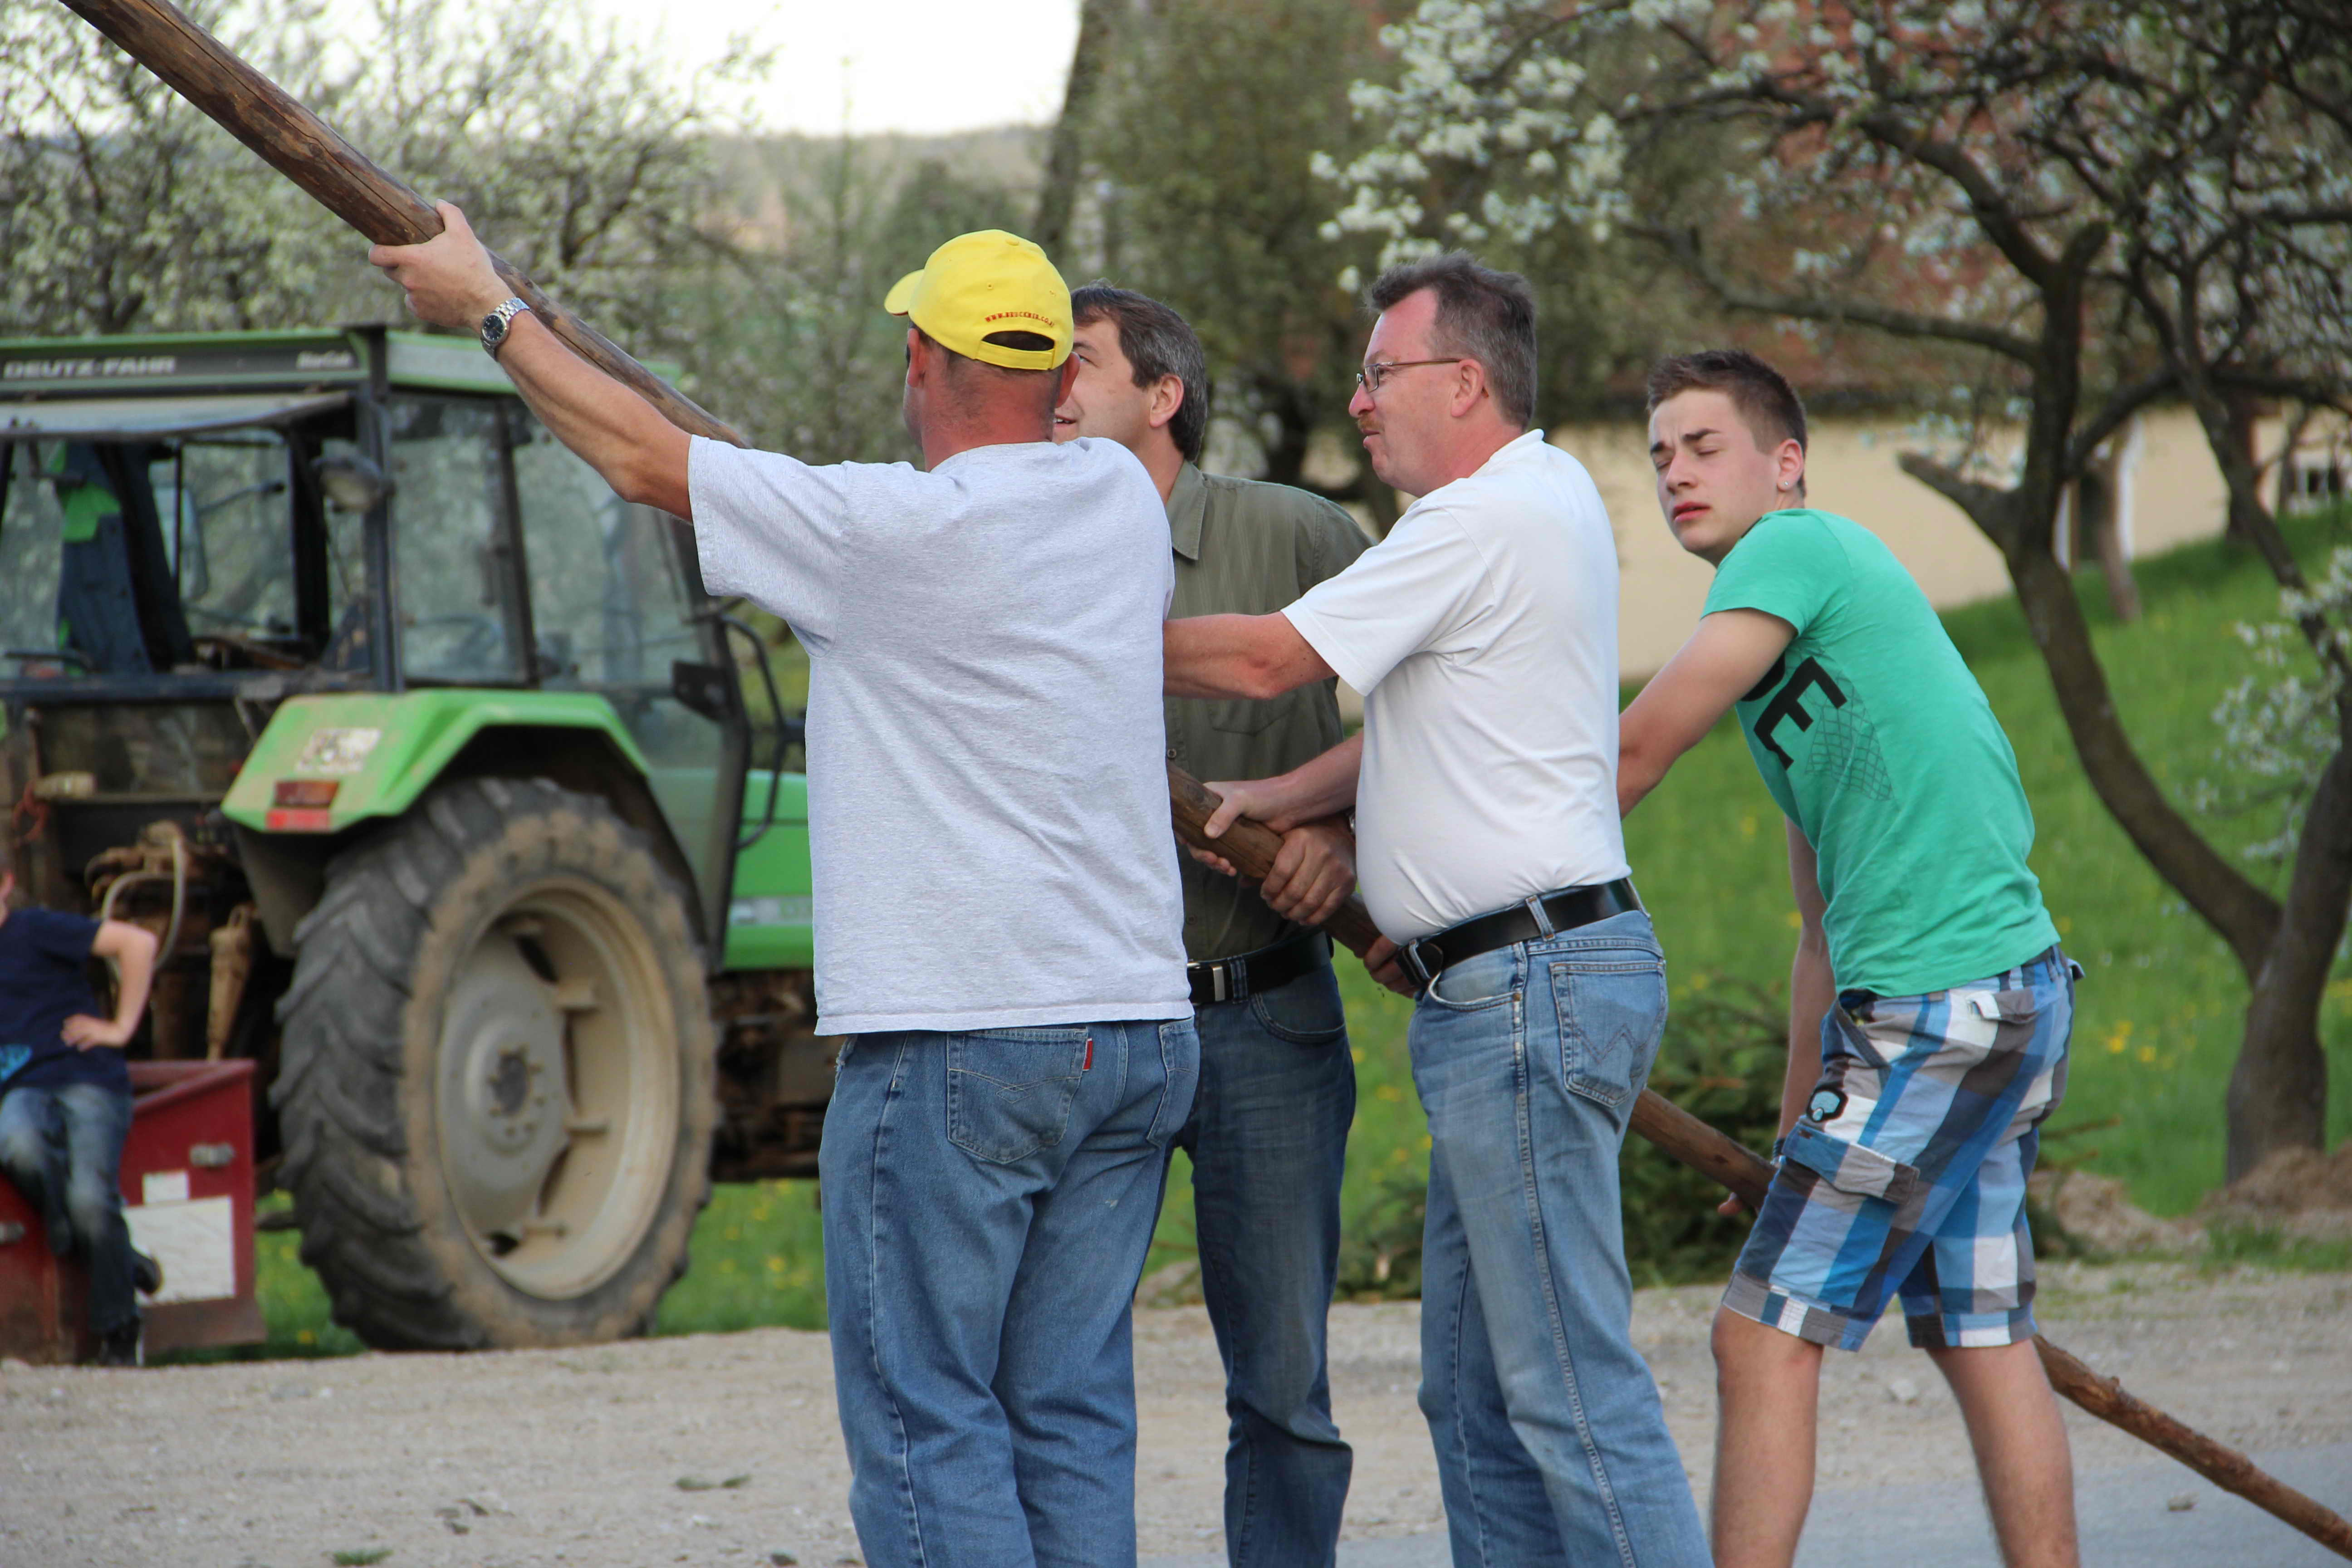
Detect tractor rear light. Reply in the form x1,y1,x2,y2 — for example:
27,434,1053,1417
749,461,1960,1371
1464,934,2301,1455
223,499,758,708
272,779,339,808
264,808,335,832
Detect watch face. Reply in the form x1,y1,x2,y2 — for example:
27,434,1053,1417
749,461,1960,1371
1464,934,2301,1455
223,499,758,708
481,310,505,342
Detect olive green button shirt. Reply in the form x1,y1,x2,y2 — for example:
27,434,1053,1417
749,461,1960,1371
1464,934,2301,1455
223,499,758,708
1164,461,1370,961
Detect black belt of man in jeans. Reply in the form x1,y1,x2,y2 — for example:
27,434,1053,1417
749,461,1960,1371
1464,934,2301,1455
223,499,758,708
1188,929,1332,1006
1396,878,1644,991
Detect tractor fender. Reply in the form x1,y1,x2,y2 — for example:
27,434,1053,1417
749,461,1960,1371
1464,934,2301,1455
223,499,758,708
223,692,698,955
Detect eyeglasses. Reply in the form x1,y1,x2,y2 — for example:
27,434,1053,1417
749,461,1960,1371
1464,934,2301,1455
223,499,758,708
1353,358,1465,396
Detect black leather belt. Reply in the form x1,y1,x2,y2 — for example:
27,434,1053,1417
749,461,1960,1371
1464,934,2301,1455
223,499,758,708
1398,879,1643,990
1189,930,1332,1006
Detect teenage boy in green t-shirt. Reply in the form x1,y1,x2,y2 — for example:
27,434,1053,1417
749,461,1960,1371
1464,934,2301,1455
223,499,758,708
1617,349,2079,1568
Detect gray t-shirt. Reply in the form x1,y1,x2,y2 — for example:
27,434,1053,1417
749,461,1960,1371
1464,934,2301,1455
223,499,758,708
689,435,1191,1035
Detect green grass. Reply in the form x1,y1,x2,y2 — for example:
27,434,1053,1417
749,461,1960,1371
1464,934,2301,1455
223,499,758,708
192,1181,832,1362
2198,1224,2352,1275
204,511,2352,1361
652,1179,828,1336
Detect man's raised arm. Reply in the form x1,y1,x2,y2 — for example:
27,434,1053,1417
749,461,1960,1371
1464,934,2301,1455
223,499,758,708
371,204,693,518
1164,612,1335,700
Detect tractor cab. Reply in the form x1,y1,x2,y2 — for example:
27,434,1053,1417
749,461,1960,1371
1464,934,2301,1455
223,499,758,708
0,329,753,952
0,329,820,1355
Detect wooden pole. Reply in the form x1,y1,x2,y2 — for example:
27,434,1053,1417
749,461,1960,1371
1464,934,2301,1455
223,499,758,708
50,0,2352,1553
1171,767,2352,1560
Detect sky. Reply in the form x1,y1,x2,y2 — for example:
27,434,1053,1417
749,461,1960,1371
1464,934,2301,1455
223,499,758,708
582,0,1080,137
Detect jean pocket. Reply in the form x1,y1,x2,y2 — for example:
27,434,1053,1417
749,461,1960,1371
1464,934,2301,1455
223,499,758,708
1784,1120,1923,1206
946,1028,1090,1164
1250,965,1346,1044
1551,958,1666,1108
1425,948,1516,1011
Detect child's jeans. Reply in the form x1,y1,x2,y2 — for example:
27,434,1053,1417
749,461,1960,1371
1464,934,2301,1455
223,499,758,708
0,1082,140,1335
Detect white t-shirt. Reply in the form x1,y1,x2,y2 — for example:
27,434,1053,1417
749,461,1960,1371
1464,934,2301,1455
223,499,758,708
1283,430,1628,941
689,435,1190,1035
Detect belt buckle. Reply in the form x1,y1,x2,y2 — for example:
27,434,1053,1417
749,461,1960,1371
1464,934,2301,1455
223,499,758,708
1399,940,1436,991
1188,957,1235,1004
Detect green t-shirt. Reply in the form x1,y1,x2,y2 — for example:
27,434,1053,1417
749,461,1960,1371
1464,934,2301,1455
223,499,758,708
1703,509,2059,997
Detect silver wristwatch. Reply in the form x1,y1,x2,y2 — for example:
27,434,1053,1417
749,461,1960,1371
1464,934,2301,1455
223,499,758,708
479,296,532,358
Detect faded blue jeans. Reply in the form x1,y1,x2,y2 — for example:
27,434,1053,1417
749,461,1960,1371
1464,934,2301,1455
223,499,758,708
820,1017,1198,1568
0,1081,139,1336
1409,910,1708,1568
1176,960,1356,1568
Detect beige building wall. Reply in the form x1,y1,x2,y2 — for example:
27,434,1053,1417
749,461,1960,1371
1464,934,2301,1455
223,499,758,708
1555,406,2234,680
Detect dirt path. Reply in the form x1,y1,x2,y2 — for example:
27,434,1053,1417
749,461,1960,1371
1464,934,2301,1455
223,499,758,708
4,1260,2347,1568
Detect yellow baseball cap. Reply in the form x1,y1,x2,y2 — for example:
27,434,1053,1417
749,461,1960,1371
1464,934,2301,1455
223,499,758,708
883,230,1072,371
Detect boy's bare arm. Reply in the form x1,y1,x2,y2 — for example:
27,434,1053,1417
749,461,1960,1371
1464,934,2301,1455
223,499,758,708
1715,822,1834,1216
1781,820,1836,1136
63,921,159,1049
1617,608,1794,815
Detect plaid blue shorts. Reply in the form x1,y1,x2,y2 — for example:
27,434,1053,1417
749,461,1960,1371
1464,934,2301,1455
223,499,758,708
1723,946,2075,1352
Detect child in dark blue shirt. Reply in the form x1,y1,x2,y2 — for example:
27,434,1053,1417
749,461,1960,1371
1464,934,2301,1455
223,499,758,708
0,843,161,1365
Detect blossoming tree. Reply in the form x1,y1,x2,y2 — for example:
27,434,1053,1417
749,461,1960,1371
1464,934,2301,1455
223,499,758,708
1325,0,2352,1175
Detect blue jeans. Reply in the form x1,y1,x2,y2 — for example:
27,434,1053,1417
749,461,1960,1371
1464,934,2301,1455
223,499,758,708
821,1017,1198,1568
1409,911,1707,1568
1176,961,1356,1568
0,1081,139,1336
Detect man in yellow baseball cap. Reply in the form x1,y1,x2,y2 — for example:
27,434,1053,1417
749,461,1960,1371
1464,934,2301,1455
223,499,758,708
883,229,1078,460
884,228,1073,371
372,212,1193,1568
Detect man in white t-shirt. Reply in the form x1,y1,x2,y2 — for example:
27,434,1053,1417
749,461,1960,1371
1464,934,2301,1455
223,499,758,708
1164,255,1707,1566
372,216,1196,1568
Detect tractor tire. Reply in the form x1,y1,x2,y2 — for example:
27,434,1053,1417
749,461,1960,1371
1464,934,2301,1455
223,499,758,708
273,777,716,1349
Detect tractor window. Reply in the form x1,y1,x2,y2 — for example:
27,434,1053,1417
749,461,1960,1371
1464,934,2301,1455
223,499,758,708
0,444,68,671
509,410,739,913
155,431,299,652
315,435,378,674
510,416,697,688
388,397,527,684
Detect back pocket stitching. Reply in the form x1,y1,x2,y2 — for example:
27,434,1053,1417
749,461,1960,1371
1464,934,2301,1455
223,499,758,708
1551,960,1665,1109
946,1033,1088,1164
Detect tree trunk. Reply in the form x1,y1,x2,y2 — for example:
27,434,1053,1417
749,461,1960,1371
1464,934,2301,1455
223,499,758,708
1030,0,1121,260
2155,341,2344,1176
2076,463,2142,622
1252,374,1316,490
2227,736,2352,1176
2222,388,2265,548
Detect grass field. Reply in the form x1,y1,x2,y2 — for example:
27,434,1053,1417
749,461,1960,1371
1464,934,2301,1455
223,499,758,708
211,510,2352,1358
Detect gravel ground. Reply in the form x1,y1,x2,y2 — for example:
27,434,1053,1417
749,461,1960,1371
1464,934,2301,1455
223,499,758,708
3,1260,2346,1568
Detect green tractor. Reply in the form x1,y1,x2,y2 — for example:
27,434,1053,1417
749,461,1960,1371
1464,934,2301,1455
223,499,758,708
0,327,829,1349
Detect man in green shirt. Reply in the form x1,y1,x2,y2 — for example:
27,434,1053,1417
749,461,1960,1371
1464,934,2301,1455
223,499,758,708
1055,284,1367,1568
1617,349,2078,1568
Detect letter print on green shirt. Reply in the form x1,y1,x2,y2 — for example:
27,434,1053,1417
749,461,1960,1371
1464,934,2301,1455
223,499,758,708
1705,509,2060,997
1742,651,1894,804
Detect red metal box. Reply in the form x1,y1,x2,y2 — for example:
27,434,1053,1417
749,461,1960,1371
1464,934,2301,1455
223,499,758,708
0,1058,265,1363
